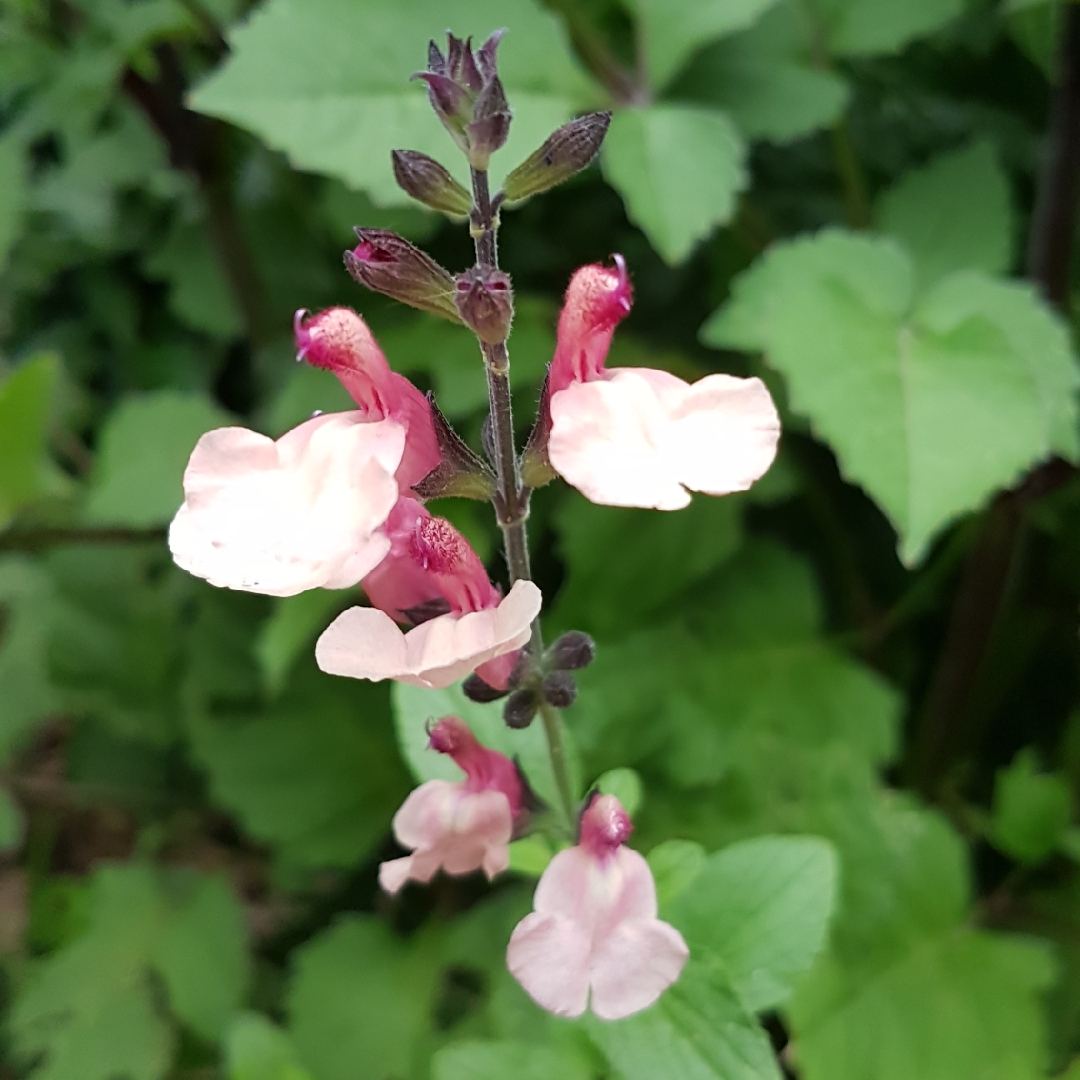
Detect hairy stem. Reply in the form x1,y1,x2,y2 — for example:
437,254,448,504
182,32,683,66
469,165,576,827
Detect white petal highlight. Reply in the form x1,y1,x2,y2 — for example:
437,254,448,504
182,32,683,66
315,579,541,689
548,369,780,510
169,413,405,596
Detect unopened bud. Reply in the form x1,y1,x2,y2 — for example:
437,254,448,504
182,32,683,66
541,671,577,708
501,112,611,206
344,229,461,323
391,150,472,217
454,267,513,344
547,631,596,671
503,687,538,729
413,31,512,167
463,672,508,703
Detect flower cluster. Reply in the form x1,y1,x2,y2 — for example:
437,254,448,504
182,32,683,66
167,29,779,1024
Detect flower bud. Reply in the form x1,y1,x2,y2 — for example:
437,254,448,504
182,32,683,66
413,31,512,168
391,150,472,217
463,671,509,702
454,267,514,344
546,631,596,671
541,670,577,708
501,112,612,205
344,229,461,323
503,687,538,729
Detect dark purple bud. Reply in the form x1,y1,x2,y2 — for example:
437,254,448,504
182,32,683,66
501,112,611,205
412,393,497,501
412,72,472,150
455,36,484,93
391,150,472,217
427,39,447,75
463,671,509,703
454,266,514,344
476,30,506,82
547,631,596,671
504,687,539,729
345,229,461,323
541,671,577,708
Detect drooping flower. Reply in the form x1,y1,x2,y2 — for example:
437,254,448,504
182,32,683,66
379,715,523,894
315,499,540,689
507,794,688,1021
294,306,440,489
546,258,781,511
169,412,404,597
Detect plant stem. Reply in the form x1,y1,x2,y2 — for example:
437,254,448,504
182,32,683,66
468,164,577,828
830,117,871,229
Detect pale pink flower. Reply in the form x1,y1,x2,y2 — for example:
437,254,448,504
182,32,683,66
507,794,688,1021
315,499,540,689
295,306,440,490
169,412,404,597
380,716,523,894
546,259,781,510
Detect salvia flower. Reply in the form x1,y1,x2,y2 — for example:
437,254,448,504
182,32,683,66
547,258,781,510
379,715,523,894
507,794,688,1020
316,498,540,689
294,306,440,489
169,413,404,597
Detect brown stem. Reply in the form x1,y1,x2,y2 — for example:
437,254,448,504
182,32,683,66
122,45,270,345
1026,1,1080,309
910,12,1080,796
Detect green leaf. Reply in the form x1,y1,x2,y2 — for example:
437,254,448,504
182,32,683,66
672,0,849,142
991,749,1072,865
552,493,742,639
704,231,1080,562
151,874,249,1041
48,546,183,745
876,141,1013,290
0,354,69,527
632,0,782,90
84,391,233,527
226,1014,313,1080
433,1039,593,1080
392,680,575,811
596,767,644,817
261,364,356,439
508,835,555,877
190,0,590,205
667,836,837,1012
12,864,251,1080
287,916,441,1080
791,931,1056,1080
818,0,964,56
188,663,408,871
587,960,782,1080
0,129,27,266
0,785,25,852
0,557,61,760
648,839,707,912
603,105,746,264
255,588,352,696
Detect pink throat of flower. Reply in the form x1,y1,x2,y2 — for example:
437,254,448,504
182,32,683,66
410,515,467,576
580,793,633,857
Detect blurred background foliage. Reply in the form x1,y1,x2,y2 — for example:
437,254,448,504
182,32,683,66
2,0,1080,1077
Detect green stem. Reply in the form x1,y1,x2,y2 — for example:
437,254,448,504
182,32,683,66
468,165,577,829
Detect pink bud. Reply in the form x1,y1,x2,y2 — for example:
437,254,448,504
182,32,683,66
549,256,633,395
506,793,688,1020
294,307,440,490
